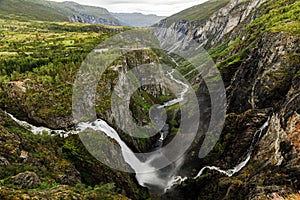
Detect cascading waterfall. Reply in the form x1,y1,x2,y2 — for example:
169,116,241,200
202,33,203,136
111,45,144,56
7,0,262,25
194,118,269,179
5,112,72,137
6,96,270,193
164,118,270,187
6,52,270,193
6,64,191,193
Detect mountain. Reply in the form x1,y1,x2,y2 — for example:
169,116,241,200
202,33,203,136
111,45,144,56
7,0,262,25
112,12,166,27
159,0,230,27
0,0,68,21
0,0,121,25
43,1,121,25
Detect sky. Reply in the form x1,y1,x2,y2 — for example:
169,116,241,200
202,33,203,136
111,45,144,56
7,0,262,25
49,0,209,16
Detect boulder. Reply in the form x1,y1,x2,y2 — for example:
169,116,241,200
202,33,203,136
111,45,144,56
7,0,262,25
11,171,41,189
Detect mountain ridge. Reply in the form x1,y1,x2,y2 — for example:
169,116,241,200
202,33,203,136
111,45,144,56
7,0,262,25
0,0,166,27
0,0,120,25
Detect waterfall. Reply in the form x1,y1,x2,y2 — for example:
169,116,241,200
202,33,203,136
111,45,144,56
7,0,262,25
5,100,270,193
194,118,269,179
5,58,191,193
5,54,264,194
5,112,72,138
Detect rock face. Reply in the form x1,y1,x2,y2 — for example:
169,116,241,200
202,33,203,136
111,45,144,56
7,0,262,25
2,80,73,130
68,14,119,26
11,171,41,189
0,157,10,166
0,0,298,199
227,32,300,114
155,0,267,50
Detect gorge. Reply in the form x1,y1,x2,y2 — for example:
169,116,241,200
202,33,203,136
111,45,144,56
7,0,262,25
0,0,299,199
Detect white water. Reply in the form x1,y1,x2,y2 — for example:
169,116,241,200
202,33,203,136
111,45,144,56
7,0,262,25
75,63,191,192
5,51,270,193
6,99,270,193
6,111,181,192
6,56,190,193
193,118,269,179
164,118,269,186
5,112,73,138
158,69,189,109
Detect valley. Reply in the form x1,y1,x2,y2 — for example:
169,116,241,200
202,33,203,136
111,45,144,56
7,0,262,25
0,0,299,199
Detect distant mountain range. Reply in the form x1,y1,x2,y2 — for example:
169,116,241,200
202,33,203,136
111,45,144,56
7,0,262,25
112,12,166,27
0,0,166,27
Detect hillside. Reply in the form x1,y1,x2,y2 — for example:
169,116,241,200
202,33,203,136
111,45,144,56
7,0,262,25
0,0,68,22
43,1,121,25
0,16,151,199
159,0,230,26
0,0,121,25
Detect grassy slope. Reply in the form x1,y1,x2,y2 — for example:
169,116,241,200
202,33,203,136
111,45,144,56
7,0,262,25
210,0,300,78
0,0,68,22
164,0,230,26
0,0,120,24
42,1,120,25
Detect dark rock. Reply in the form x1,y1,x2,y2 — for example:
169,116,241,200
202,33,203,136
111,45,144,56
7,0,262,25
11,171,41,189
0,156,10,166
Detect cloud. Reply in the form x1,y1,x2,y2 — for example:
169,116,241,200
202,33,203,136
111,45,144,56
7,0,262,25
49,0,208,16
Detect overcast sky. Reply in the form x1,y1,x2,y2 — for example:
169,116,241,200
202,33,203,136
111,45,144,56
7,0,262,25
49,0,209,16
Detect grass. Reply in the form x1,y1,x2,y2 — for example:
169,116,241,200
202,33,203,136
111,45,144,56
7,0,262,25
0,0,68,22
163,0,230,26
0,0,121,25
246,0,300,36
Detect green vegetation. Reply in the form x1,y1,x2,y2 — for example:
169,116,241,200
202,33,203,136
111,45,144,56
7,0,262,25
246,0,300,36
0,0,67,22
163,0,230,26
0,109,148,199
0,0,121,25
206,0,300,85
0,16,124,120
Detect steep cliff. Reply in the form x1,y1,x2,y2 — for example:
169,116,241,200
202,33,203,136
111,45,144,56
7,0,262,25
156,0,299,199
155,0,267,50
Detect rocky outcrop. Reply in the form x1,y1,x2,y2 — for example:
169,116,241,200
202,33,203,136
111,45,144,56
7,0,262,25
2,80,73,130
68,15,119,26
0,157,10,166
227,32,300,114
10,171,41,189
